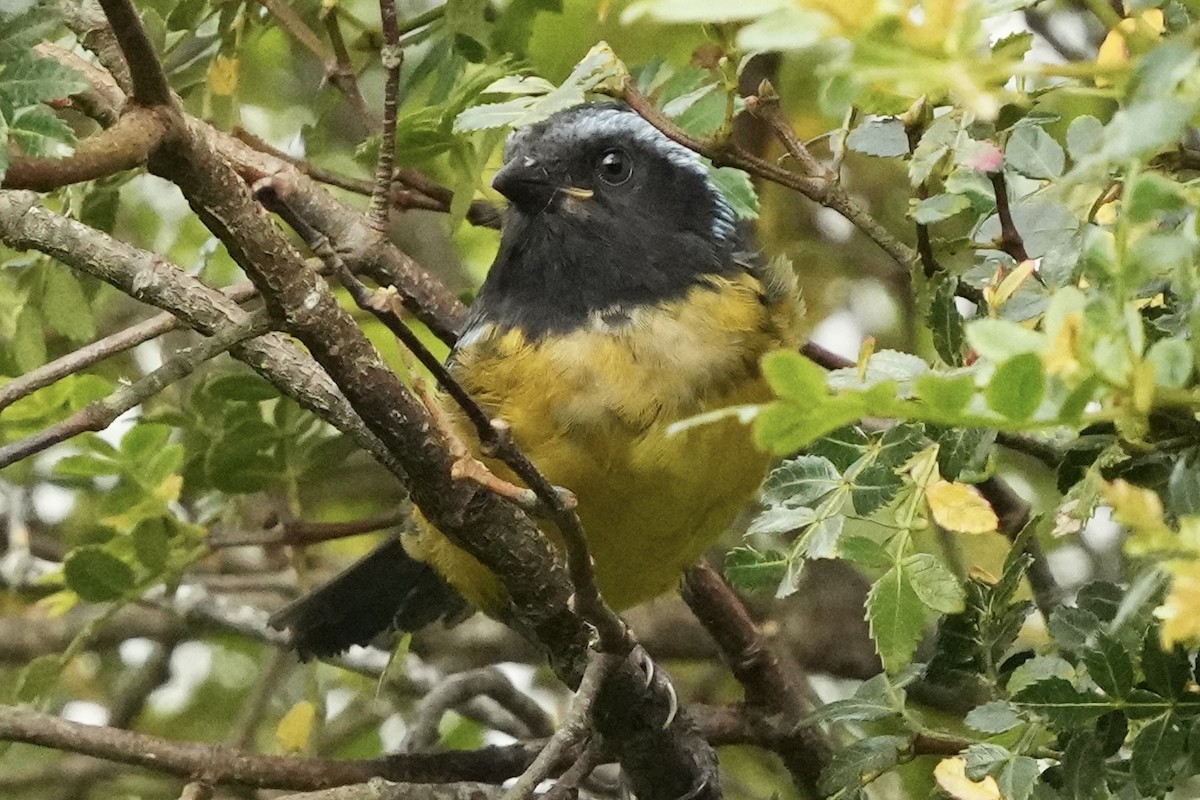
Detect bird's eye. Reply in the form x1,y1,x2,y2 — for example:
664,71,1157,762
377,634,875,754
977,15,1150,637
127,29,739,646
595,149,633,186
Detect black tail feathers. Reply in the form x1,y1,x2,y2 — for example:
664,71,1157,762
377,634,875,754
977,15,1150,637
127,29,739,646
269,538,467,659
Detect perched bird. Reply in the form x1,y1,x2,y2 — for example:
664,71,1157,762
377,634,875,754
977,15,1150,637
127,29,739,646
271,101,802,657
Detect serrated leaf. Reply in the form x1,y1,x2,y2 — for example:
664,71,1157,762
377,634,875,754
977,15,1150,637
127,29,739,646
275,700,317,753
1007,655,1074,694
808,426,870,471
997,755,1038,800
929,279,966,366
709,166,758,220
724,546,787,592
905,553,966,614
64,545,137,602
746,504,816,535
934,426,993,482
1048,605,1101,653
1131,714,1186,796
827,350,928,391
867,564,927,673
1141,628,1190,700
1005,126,1064,180
975,201,1079,259
926,480,998,534
1059,732,1110,800
818,735,907,795
847,117,909,157
963,743,1011,777
1012,677,1110,729
761,455,841,507
965,701,1022,733
0,57,87,106
8,105,76,157
840,536,892,569
805,675,904,725
1083,632,1133,699
850,463,902,515
985,352,1045,420
481,74,556,95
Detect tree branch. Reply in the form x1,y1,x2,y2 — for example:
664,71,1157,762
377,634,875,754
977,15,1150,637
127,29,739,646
987,170,1031,263
368,0,403,232
3,105,171,190
403,668,555,753
95,0,173,106
0,311,270,469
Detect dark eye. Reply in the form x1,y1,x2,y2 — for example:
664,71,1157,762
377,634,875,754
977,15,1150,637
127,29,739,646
596,149,633,186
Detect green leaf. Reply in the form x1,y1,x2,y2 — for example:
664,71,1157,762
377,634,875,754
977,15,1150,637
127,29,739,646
985,352,1045,420
840,536,892,569
708,167,758,220
909,114,959,186
131,518,171,574
64,545,137,602
805,675,904,724
1083,632,1133,699
915,373,975,415
1048,605,1100,653
912,193,970,224
14,654,60,703
121,423,173,462
754,383,897,455
8,105,76,157
963,743,1010,778
849,463,902,515
53,453,122,479
997,755,1039,800
934,427,993,482
929,278,966,366
1007,655,1074,694
818,735,907,795
975,201,1079,259
808,426,870,471
1005,126,1064,180
846,117,909,157
1101,99,1194,161
723,546,787,592
965,700,1022,733
1012,677,1110,729
1131,714,1186,796
1140,628,1190,700
1146,338,1192,389
0,56,87,106
0,6,61,61
736,7,832,52
1059,733,1111,800
1128,173,1187,223
761,349,827,402
12,303,46,372
747,503,816,535
41,266,95,341
904,553,965,614
867,564,927,673
761,455,841,507
206,372,280,402
966,319,1046,363
622,0,791,24
445,0,490,61
1065,115,1103,161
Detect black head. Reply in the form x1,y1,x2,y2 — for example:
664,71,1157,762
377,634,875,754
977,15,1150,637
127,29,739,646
462,102,745,342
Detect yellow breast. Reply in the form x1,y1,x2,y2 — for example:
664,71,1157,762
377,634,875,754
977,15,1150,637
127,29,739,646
404,271,801,613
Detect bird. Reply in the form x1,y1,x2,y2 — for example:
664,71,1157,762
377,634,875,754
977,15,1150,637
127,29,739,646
270,101,803,658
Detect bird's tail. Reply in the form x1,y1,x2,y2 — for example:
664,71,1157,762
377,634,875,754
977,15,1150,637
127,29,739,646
268,538,468,659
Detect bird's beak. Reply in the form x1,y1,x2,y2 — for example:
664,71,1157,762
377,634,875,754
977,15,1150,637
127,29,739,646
492,157,556,212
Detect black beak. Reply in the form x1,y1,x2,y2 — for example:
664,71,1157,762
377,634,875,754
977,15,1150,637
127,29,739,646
492,157,555,213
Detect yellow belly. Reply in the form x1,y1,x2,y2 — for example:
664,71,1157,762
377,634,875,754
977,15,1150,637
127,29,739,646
405,271,801,614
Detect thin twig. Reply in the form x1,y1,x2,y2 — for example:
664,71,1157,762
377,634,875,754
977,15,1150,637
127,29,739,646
0,282,257,413
682,564,828,797
0,311,270,469
402,668,555,752
617,80,919,273
207,510,408,549
0,703,545,789
987,170,1031,263
368,0,404,232
320,3,375,127
501,651,621,800
540,737,605,800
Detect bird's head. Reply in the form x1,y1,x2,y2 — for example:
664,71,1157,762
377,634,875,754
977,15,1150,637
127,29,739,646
465,101,748,340
492,102,737,247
